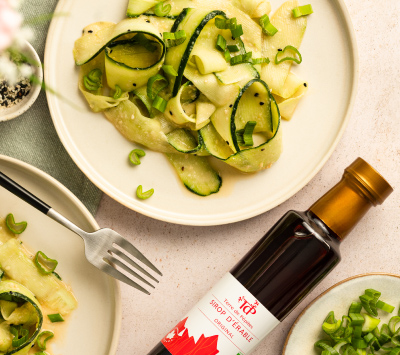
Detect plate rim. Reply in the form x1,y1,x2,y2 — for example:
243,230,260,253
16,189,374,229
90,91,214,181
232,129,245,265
0,154,122,355
44,0,359,226
282,272,400,355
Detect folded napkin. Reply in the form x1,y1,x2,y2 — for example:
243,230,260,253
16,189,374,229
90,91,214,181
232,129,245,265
0,0,103,216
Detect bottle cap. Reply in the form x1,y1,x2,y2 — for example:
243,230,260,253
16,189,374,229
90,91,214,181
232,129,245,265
345,157,393,205
309,157,393,239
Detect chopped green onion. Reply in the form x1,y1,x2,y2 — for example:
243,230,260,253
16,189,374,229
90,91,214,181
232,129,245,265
292,4,313,18
113,85,122,99
252,57,270,65
227,44,239,52
129,149,146,165
361,314,380,333
0,268,4,281
352,337,368,349
34,251,58,275
349,302,363,315
275,45,302,64
10,325,29,347
37,331,54,350
47,313,64,323
377,300,395,313
136,185,154,200
134,33,157,52
224,50,231,62
259,14,278,36
147,74,168,100
230,52,252,66
315,340,339,355
152,95,168,112
216,34,226,52
83,76,100,91
163,30,187,47
389,316,400,334
88,68,102,83
5,213,27,234
322,312,342,334
349,313,365,326
215,17,237,30
236,121,257,146
360,294,378,316
154,1,171,17
162,65,178,76
231,24,243,38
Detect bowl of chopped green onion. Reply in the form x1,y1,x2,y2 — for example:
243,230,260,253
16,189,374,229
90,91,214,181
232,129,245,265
283,273,400,355
0,40,43,122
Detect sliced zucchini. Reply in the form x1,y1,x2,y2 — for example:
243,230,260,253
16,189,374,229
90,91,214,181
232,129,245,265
104,100,176,153
165,81,197,125
165,8,227,96
195,94,216,130
275,81,308,120
131,0,195,18
261,0,307,93
166,129,204,153
274,71,304,99
166,153,222,196
127,0,159,17
0,238,77,315
215,63,259,85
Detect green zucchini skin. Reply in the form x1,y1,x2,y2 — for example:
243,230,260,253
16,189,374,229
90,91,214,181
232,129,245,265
171,8,190,31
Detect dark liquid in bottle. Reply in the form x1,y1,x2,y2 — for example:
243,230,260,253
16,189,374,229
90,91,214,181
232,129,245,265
148,210,341,355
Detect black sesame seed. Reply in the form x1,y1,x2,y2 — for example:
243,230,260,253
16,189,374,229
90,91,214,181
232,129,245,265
261,149,265,151
226,141,229,145
232,36,235,40
169,111,173,115
254,93,259,97
133,83,137,87
128,29,131,32
304,83,307,87
260,102,264,106
146,20,150,23
229,104,233,108
88,30,93,33
181,166,184,171
278,48,282,52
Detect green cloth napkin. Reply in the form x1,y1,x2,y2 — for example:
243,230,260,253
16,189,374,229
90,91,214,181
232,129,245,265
0,0,103,216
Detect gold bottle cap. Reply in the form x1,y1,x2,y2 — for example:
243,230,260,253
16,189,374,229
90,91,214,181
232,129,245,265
345,157,393,205
309,157,393,239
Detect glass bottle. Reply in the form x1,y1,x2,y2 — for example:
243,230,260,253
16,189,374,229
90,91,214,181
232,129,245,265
148,158,393,355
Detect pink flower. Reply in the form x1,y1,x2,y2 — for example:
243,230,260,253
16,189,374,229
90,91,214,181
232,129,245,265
0,0,22,52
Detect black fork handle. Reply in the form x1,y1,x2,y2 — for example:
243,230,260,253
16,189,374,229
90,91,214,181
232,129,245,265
0,171,51,214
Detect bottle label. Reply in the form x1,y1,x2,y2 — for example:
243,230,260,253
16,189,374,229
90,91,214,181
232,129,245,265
161,273,280,355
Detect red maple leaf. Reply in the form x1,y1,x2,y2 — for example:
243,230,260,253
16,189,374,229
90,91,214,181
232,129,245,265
162,317,220,355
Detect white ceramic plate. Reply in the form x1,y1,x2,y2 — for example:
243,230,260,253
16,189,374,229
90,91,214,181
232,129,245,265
44,0,358,226
283,273,400,355
0,155,121,355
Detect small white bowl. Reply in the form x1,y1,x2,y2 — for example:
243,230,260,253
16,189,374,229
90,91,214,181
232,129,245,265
0,40,43,122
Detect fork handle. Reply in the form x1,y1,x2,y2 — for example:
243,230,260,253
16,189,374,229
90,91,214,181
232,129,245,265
0,172,51,214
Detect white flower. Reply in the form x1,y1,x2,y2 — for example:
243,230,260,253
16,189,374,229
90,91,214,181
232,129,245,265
0,0,23,52
0,53,18,83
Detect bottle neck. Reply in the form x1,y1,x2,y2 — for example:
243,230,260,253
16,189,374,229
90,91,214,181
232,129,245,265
308,171,375,241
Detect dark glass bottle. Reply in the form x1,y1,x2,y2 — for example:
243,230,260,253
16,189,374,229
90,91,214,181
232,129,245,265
148,158,393,355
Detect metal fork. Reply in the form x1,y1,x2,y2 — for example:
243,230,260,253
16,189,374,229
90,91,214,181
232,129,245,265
0,171,162,295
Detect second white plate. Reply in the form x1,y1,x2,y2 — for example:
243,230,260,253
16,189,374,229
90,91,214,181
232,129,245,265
44,0,358,226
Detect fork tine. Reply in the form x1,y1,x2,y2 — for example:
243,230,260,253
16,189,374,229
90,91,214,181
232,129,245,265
116,238,162,276
100,261,151,295
108,255,155,289
110,246,159,283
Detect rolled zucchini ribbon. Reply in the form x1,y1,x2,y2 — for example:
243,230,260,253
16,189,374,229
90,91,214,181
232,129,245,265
73,17,167,92
0,281,43,355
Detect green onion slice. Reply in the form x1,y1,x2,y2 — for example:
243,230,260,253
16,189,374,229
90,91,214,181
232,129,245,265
376,300,395,313
349,302,363,315
259,14,278,36
83,76,100,91
292,4,313,18
227,44,239,52
215,17,237,30
351,337,368,349
34,251,58,275
231,24,243,38
129,149,146,165
224,50,231,62
5,213,27,234
349,313,365,326
163,30,187,48
133,33,157,52
113,85,122,100
315,340,339,355
10,325,29,347
162,65,178,77
47,313,64,323
389,316,400,334
252,57,270,65
230,52,252,66
87,68,102,83
322,312,342,334
36,331,54,351
236,121,257,146
147,74,168,100
360,294,378,316
216,34,226,52
275,45,302,64
154,1,171,17
136,185,154,200
152,95,168,112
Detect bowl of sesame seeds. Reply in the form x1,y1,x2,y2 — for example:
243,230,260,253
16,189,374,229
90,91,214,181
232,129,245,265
0,40,43,122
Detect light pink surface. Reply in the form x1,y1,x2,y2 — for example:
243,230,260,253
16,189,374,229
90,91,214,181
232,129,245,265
95,0,400,354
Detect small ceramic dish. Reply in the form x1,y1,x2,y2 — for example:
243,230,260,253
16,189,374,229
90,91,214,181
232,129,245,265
0,40,43,122
283,273,400,355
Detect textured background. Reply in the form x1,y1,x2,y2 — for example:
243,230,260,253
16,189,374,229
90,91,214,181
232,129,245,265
93,0,400,354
